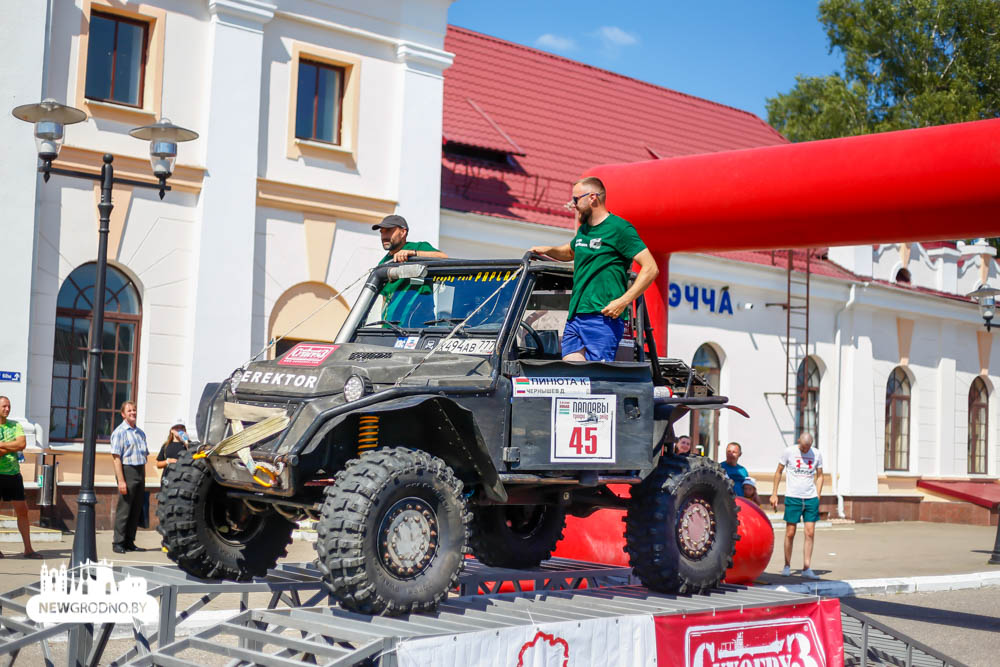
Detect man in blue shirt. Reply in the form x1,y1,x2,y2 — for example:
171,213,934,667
110,401,148,554
720,442,750,496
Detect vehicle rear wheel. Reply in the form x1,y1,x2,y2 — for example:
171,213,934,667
469,504,566,568
315,448,471,615
624,456,739,594
156,450,294,580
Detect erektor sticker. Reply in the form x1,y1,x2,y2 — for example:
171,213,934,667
513,376,591,397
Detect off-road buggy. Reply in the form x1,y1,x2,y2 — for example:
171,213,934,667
157,254,746,615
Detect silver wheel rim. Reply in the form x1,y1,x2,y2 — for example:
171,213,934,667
378,497,439,578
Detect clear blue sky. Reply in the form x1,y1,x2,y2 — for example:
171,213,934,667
447,1,843,121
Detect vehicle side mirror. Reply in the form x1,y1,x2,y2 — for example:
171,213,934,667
386,264,427,281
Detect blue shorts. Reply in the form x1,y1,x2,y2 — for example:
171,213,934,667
562,314,625,362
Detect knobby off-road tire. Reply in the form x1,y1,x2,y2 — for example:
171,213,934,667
315,448,471,615
156,449,295,580
469,504,566,568
624,455,739,594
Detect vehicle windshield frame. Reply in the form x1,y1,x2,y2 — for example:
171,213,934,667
351,262,525,340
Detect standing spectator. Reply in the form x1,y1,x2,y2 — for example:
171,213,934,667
529,177,659,362
721,442,750,495
0,396,41,559
770,433,823,579
741,476,761,506
156,418,190,470
673,435,692,456
111,401,148,554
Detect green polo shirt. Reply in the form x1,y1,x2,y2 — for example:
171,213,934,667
0,419,24,475
568,214,647,320
378,241,438,322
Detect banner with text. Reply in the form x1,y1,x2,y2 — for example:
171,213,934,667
397,614,656,667
654,599,844,667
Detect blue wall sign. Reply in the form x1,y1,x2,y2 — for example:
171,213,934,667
667,283,734,315
0,371,22,383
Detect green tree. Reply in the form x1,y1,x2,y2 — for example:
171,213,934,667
766,0,1000,142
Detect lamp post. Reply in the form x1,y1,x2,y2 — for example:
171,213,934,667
967,285,1000,564
12,100,197,569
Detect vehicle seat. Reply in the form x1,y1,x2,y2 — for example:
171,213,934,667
520,329,561,359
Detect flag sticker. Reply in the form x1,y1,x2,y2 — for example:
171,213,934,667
512,377,591,397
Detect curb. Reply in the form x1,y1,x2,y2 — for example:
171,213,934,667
761,570,1000,598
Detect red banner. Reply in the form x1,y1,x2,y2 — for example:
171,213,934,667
654,598,844,667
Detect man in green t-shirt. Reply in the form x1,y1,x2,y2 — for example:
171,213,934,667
530,177,659,361
373,215,448,323
0,396,41,558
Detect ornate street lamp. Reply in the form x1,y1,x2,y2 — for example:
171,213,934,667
12,100,197,570
967,285,1000,332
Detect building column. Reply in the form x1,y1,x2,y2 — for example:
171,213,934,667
392,43,453,246
0,1,48,413
186,0,275,425
839,308,879,497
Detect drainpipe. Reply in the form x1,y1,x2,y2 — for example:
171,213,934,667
832,282,866,518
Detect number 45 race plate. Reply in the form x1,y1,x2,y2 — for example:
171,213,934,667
550,396,616,463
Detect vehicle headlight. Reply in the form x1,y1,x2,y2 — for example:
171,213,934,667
343,374,371,402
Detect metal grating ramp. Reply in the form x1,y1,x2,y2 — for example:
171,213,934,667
126,584,817,666
0,558,632,666
841,603,969,667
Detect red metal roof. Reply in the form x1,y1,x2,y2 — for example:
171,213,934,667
442,25,788,230
439,27,984,302
917,479,1000,509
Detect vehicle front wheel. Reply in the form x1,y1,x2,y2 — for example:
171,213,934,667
315,448,471,615
469,504,566,568
624,456,739,594
156,450,294,580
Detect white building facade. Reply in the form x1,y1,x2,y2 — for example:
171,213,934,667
1,0,452,517
441,210,999,523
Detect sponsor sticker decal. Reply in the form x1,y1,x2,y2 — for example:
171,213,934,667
239,370,318,389
404,336,420,350
278,343,338,367
513,376,591,397
437,338,496,355
550,395,615,462
394,338,407,349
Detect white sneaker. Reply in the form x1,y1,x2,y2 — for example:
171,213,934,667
801,568,819,579
781,565,791,576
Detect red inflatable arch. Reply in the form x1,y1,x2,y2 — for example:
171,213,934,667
553,119,1000,583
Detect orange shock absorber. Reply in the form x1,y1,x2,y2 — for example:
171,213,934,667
357,415,379,453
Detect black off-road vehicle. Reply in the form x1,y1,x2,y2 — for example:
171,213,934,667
157,255,745,615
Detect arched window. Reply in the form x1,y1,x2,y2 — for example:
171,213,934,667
50,264,141,441
969,377,989,474
894,268,911,284
268,282,350,358
691,344,721,458
884,367,911,471
795,357,821,446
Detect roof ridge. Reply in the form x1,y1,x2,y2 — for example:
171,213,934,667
446,24,784,138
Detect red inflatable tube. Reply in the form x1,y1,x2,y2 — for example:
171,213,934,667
586,119,1000,254
550,490,774,586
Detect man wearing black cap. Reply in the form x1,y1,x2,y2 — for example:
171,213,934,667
373,215,447,322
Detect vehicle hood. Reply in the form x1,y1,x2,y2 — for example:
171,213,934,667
230,343,494,398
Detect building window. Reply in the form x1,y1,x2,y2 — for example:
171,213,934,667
894,268,911,284
795,357,821,446
85,11,149,108
295,60,344,145
50,264,141,442
691,344,721,458
884,367,912,471
969,377,989,474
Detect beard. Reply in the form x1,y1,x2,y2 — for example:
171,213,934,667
578,206,592,226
